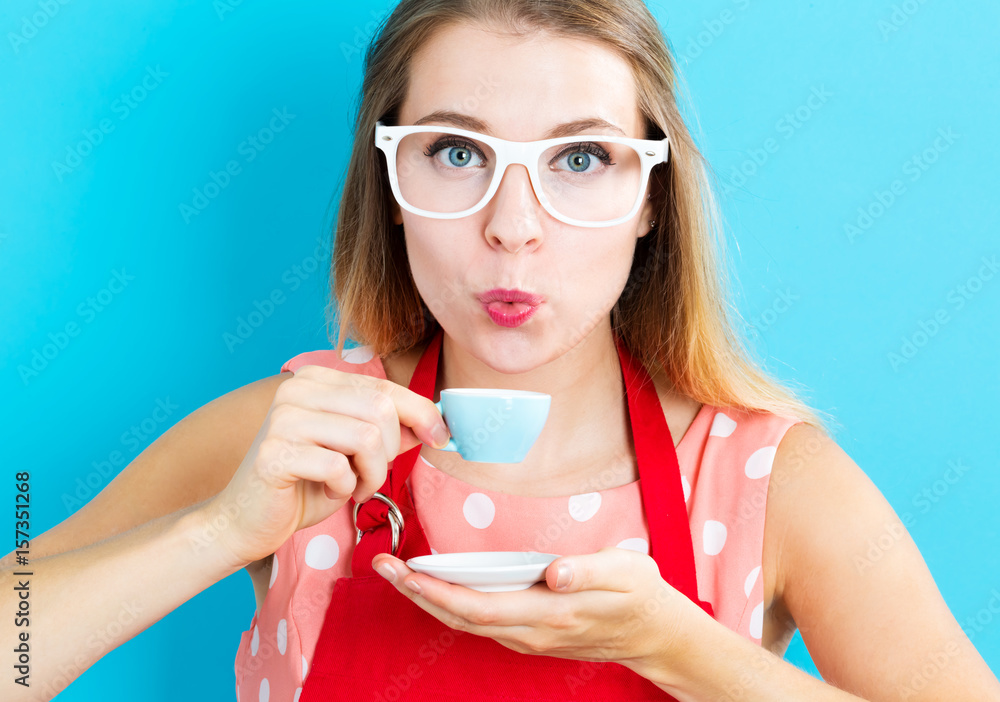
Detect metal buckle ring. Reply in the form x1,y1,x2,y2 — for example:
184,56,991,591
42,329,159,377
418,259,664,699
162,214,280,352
353,491,405,556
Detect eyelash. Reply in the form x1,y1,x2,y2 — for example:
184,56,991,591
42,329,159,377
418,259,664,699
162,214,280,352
550,142,614,168
423,138,616,167
424,137,486,161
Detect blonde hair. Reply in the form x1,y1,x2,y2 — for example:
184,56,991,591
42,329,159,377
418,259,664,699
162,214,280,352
328,0,834,432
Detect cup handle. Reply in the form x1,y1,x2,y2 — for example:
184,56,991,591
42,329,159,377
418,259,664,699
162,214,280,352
433,401,459,453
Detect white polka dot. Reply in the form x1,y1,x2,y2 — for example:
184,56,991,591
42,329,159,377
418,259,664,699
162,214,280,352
745,446,777,479
744,566,761,597
277,619,287,655
268,554,279,589
616,537,650,554
293,689,302,702
342,345,375,364
749,601,764,639
430,547,439,555
681,475,691,502
304,534,340,570
302,655,309,679
463,493,495,529
259,678,269,702
702,520,728,556
568,492,602,522
710,412,737,437
250,625,259,655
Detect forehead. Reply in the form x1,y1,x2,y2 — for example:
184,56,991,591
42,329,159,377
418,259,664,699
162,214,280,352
398,22,644,139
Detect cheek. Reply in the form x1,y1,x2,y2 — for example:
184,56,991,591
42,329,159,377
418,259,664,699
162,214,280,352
562,233,638,285
402,223,471,311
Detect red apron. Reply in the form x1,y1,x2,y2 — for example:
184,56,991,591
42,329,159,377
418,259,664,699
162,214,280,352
299,330,713,701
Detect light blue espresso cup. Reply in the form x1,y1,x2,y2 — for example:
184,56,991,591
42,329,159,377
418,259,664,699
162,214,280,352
433,389,551,463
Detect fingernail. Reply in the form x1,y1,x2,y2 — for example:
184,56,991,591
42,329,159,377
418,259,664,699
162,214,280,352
404,579,422,595
377,562,396,583
431,423,450,449
556,563,573,589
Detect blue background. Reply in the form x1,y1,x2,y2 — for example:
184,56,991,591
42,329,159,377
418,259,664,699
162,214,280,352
1,0,997,699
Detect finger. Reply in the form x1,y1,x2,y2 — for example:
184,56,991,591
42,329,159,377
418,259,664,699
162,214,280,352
285,367,451,454
544,547,653,594
274,375,404,460
269,405,387,502
258,443,358,501
368,377,451,452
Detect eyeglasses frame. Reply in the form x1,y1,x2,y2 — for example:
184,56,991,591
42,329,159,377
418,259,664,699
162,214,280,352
374,121,670,229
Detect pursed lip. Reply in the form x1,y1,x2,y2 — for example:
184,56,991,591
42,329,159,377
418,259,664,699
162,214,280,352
476,288,544,305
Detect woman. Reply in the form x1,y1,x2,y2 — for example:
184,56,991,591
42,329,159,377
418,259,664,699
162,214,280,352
3,1,997,700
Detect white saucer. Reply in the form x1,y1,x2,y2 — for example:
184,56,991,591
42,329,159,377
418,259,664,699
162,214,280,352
405,552,560,592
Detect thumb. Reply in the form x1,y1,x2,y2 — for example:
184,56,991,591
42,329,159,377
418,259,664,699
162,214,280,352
544,548,641,593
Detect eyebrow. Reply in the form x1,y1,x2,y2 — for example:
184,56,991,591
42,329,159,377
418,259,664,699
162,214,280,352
412,110,627,138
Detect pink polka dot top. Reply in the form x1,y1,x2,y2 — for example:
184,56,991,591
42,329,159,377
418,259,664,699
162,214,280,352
233,345,803,701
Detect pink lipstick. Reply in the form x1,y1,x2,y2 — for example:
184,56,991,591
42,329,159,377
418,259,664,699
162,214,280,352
478,288,543,328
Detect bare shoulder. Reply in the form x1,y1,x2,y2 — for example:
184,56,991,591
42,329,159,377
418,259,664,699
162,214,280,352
762,423,999,698
1,371,293,571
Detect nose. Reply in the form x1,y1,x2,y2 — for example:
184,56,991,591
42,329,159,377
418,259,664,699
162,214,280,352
483,163,544,253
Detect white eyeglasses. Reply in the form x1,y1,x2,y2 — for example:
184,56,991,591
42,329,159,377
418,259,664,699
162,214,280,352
374,121,669,228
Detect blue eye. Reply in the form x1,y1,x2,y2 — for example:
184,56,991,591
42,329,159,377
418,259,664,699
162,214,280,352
448,146,475,167
426,138,485,169
565,152,592,172
552,143,614,174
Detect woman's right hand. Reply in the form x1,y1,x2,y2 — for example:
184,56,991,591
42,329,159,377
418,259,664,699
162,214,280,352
201,364,450,568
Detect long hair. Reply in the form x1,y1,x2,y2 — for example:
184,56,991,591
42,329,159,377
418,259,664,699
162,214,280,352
329,0,833,431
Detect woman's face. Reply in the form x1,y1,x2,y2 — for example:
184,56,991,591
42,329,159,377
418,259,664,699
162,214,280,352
394,23,655,374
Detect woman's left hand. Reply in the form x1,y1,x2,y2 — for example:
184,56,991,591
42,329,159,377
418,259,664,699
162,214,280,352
372,547,705,671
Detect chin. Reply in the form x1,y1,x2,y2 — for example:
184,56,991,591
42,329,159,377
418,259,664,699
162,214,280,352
462,327,553,376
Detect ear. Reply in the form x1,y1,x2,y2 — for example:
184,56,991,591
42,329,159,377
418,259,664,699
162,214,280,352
637,190,656,239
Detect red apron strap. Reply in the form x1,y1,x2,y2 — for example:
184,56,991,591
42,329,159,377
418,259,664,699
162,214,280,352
617,339,713,617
